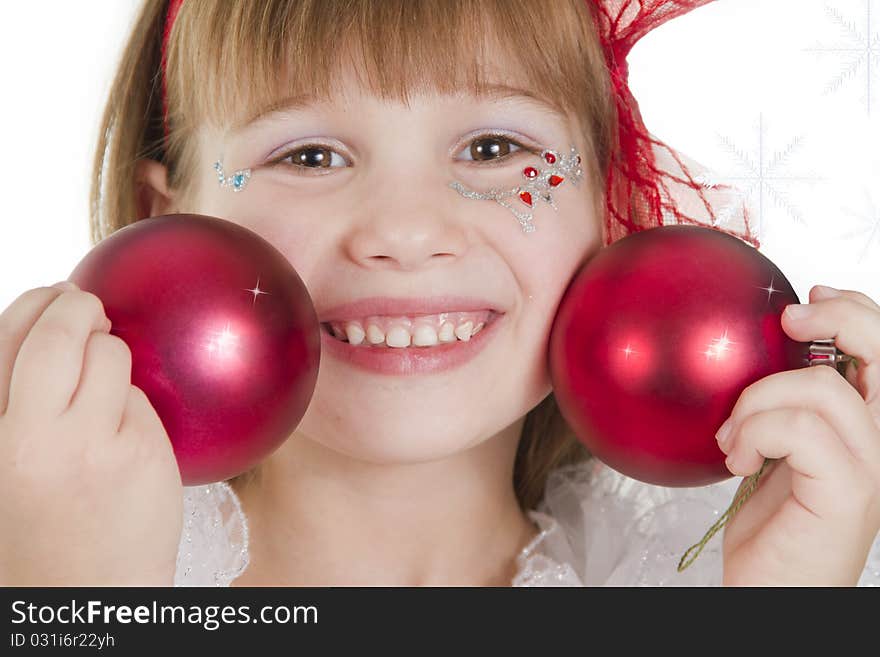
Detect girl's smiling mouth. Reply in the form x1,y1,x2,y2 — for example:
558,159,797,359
323,309,499,347
319,309,507,376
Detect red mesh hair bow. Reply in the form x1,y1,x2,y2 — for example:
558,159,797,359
588,0,761,248
160,0,760,250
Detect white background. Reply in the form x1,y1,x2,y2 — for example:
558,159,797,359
1,0,877,310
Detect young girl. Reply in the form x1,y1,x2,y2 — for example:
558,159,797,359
2,0,879,586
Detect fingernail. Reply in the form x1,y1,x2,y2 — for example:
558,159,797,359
814,285,841,299
715,418,734,448
724,454,736,474
52,281,78,291
785,304,811,319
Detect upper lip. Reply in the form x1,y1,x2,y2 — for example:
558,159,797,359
317,296,505,323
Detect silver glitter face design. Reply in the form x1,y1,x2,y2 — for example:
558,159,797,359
213,160,252,193
449,146,584,233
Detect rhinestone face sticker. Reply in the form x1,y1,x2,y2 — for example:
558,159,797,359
214,160,252,193
448,146,584,233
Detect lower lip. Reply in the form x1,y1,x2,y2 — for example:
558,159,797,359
319,314,506,376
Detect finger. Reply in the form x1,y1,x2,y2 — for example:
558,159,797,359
0,284,89,416
782,295,880,367
118,384,167,445
0,287,62,415
781,295,880,407
810,284,880,313
117,385,176,471
7,289,111,419
723,407,865,519
845,358,860,390
722,460,789,554
67,332,132,436
724,366,880,473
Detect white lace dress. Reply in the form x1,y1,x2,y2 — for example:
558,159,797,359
173,458,880,587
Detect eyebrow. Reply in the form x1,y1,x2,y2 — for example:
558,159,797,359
227,83,567,136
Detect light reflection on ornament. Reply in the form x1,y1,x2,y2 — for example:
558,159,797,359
703,329,735,361
756,275,782,305
612,331,654,392
205,321,240,359
688,322,748,390
244,276,270,307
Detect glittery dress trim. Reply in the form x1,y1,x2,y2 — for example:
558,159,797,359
174,460,880,587
174,481,250,587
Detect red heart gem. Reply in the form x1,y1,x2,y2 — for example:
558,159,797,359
549,175,564,187
519,191,533,206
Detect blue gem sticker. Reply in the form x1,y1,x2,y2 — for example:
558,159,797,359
214,160,251,193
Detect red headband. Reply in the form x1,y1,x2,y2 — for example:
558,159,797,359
160,0,185,143
160,0,760,249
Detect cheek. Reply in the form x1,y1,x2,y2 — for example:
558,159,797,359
521,206,602,351
499,232,599,387
517,201,602,305
191,186,327,285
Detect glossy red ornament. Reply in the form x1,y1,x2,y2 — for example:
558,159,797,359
69,214,321,485
549,225,809,487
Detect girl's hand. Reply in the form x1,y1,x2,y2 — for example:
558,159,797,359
717,285,880,586
0,282,183,586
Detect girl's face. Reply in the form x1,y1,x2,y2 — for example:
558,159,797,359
186,68,603,464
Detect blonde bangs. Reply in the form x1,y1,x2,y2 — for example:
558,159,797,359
164,0,612,186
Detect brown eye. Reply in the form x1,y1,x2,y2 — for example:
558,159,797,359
463,135,525,162
290,146,333,168
270,144,347,171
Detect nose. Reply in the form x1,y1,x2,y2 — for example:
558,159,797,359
343,168,470,272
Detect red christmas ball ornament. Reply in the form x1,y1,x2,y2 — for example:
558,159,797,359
69,214,320,485
549,225,810,487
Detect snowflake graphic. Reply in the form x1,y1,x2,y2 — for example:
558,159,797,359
805,0,879,115
836,185,880,264
697,115,823,234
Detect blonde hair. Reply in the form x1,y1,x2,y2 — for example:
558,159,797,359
91,0,616,511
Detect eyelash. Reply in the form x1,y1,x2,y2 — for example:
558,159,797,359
265,132,536,175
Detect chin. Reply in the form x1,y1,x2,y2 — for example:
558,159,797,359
291,346,550,464
317,414,488,465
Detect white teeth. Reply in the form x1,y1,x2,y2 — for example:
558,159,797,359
454,321,474,342
385,325,412,348
327,314,495,348
344,321,365,345
438,321,456,343
366,323,385,345
412,324,439,346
